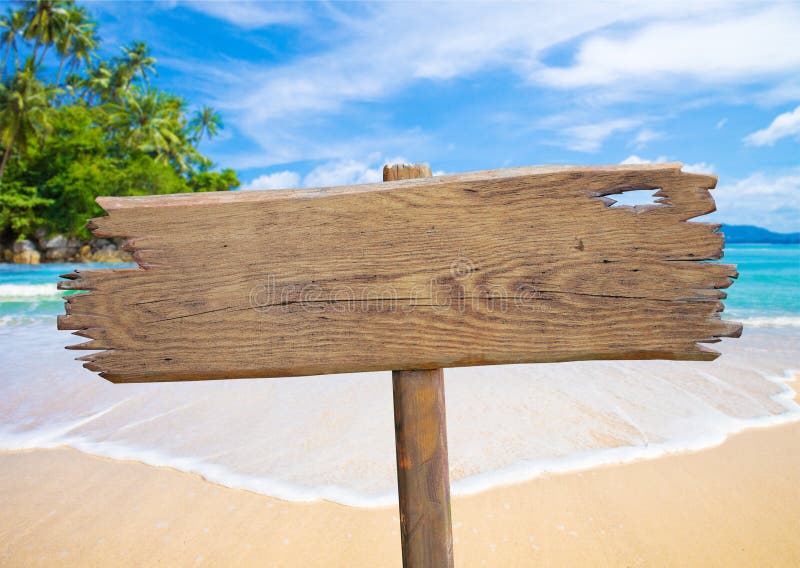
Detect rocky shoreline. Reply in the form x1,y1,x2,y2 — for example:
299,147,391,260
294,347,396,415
2,230,132,264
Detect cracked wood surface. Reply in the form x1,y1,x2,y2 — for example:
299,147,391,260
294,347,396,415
59,162,741,383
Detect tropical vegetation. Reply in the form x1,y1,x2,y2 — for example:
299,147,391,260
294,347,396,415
0,0,239,244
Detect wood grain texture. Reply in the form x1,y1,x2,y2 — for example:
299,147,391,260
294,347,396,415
383,163,433,181
59,162,741,383
387,163,454,568
393,369,453,568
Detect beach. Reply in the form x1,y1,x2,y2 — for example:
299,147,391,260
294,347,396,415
1,1,798,564
2,419,798,567
1,245,798,565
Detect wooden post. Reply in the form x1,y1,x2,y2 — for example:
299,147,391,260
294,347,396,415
385,164,454,568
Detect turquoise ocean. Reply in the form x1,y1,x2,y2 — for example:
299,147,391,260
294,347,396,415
0,245,797,506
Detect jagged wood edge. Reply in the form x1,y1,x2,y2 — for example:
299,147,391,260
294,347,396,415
57,163,743,380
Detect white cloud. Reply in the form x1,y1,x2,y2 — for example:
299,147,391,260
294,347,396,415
620,155,715,175
632,128,663,149
682,162,716,175
241,156,421,191
241,171,301,190
620,158,796,231
182,1,306,29
561,119,640,152
716,118,728,129
167,2,800,170
199,1,764,166
759,80,800,106
744,105,800,146
538,7,800,90
303,159,384,187
711,170,800,232
620,155,668,165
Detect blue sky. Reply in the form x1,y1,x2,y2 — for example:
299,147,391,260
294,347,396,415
88,1,799,232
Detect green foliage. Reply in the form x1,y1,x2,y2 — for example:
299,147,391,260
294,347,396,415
0,180,51,238
189,105,222,143
0,65,57,178
0,0,237,245
188,168,240,193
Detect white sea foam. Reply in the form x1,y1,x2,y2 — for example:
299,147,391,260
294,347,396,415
736,316,800,328
0,322,798,508
0,314,47,326
0,283,60,299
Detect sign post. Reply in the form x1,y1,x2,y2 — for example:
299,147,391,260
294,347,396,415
384,164,453,567
59,162,741,567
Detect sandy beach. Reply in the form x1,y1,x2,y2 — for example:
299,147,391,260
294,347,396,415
2,418,798,567
2,261,798,566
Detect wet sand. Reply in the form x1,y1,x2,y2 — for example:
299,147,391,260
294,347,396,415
1,421,798,567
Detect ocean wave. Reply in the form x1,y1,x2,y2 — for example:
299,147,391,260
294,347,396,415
737,316,800,328
0,283,61,299
1,378,797,509
0,314,52,326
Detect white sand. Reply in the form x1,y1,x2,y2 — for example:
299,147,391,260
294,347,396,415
1,419,798,566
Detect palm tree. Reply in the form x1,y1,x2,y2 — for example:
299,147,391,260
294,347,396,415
61,70,80,101
0,67,56,181
82,60,111,104
55,5,95,87
65,13,96,75
0,9,27,80
23,0,71,71
188,105,222,142
108,87,193,171
118,41,156,88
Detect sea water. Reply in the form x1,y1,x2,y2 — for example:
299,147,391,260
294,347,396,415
0,245,797,506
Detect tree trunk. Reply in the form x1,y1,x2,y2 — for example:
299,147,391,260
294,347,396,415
0,128,17,182
1,44,9,80
30,39,40,70
35,43,50,70
56,56,66,88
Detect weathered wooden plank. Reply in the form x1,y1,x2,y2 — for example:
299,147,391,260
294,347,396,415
60,163,741,383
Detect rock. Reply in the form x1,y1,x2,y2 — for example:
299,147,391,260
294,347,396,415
33,227,48,250
44,234,69,261
64,238,83,261
91,242,131,263
44,234,68,250
2,248,11,262
12,240,37,254
45,249,66,261
79,244,92,260
10,240,41,263
43,234,83,261
91,238,111,252
13,248,41,264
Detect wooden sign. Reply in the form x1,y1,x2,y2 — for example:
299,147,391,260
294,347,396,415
58,161,740,567
59,163,740,383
